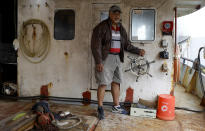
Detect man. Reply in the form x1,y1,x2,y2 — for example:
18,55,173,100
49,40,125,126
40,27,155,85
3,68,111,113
91,5,145,120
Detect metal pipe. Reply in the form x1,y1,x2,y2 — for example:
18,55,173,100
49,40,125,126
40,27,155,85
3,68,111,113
0,95,122,106
171,7,178,96
174,7,177,54
180,57,205,69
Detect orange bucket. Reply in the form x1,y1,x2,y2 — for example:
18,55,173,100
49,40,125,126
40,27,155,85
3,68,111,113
157,94,175,120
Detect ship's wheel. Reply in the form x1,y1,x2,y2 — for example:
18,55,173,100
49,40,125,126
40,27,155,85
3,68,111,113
125,56,155,82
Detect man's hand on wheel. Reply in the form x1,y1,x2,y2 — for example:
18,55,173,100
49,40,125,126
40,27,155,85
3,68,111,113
139,49,145,56
96,64,104,72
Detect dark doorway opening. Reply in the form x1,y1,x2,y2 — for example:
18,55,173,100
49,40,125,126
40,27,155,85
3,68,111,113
0,0,17,96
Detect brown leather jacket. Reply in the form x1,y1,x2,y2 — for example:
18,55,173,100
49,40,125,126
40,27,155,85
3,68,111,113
91,18,141,64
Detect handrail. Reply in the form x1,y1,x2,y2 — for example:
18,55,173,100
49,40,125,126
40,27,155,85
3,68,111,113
181,56,194,63
178,36,191,45
180,57,205,74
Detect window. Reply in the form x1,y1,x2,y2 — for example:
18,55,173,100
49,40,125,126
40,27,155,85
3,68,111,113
54,10,75,40
100,12,109,22
130,9,155,41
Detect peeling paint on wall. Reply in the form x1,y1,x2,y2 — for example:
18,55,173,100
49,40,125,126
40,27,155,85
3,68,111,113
18,0,175,102
64,51,69,63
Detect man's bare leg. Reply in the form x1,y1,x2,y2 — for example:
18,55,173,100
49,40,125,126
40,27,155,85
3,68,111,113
111,82,127,114
97,85,106,120
97,85,107,106
111,82,120,106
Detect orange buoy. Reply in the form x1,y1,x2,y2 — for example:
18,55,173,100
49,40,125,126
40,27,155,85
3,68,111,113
157,94,175,120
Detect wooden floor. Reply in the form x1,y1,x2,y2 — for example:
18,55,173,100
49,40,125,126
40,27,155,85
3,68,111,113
96,85,205,131
0,85,204,131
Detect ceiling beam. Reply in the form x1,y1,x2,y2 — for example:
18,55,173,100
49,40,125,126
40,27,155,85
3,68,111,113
175,0,203,17
176,0,202,6
176,4,200,9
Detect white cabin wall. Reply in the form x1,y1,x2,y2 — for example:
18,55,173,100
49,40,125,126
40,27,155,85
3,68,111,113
120,0,175,102
18,0,176,103
18,0,92,97
91,0,176,102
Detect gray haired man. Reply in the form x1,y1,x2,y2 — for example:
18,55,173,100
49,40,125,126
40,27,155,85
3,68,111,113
91,5,145,120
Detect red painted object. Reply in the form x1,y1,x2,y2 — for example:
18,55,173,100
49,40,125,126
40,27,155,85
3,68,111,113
162,21,173,33
125,87,134,103
82,91,91,105
157,94,175,120
41,85,48,97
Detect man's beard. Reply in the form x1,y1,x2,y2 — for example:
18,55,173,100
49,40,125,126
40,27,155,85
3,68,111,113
114,19,121,24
